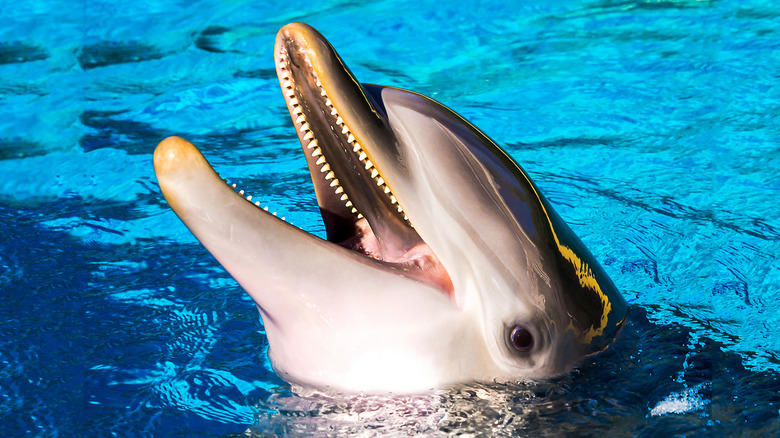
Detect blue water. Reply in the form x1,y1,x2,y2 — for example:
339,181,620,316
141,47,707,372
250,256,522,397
2,0,779,436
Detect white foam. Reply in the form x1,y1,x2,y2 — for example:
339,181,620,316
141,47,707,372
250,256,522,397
649,386,707,416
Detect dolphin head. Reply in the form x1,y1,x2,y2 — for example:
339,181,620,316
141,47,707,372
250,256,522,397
153,23,628,393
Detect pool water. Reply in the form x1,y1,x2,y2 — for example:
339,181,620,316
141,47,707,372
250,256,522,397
2,0,779,436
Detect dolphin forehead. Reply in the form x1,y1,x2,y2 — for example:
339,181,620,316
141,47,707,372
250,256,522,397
361,85,628,353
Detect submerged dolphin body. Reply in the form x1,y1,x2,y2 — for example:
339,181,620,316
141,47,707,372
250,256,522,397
154,23,627,393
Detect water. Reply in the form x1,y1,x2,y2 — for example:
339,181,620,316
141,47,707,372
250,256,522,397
1,0,779,436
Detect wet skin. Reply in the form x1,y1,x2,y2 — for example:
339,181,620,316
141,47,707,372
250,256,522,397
153,23,627,394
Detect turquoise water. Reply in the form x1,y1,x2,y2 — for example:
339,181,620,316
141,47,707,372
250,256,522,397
2,0,779,436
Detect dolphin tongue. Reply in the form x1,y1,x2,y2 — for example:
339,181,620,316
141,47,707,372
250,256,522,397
334,216,454,298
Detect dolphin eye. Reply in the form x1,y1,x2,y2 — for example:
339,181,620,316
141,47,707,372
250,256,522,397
509,326,534,352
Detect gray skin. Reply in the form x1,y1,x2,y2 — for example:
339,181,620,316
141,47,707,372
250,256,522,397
153,23,627,394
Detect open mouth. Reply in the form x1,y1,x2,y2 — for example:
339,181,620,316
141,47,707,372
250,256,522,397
230,24,454,298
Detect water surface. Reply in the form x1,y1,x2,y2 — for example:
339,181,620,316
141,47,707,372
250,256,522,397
1,0,779,436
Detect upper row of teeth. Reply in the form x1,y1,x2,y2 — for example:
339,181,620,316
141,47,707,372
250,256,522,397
278,50,408,223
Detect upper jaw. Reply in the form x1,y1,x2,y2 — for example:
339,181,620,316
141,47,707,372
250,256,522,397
274,24,413,248
274,23,454,298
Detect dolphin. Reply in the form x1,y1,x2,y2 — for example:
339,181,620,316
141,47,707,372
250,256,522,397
153,23,627,394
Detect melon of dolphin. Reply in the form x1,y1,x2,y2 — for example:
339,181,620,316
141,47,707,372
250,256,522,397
153,23,628,393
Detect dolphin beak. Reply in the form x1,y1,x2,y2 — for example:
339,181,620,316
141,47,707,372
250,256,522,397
153,136,454,317
153,136,357,318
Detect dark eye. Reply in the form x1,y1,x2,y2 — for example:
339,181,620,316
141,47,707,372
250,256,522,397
509,326,534,352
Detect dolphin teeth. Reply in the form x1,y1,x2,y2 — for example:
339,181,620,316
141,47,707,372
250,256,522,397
239,190,245,195
255,201,260,206
277,49,407,227
273,212,277,216
231,183,237,188
246,195,252,201
263,206,269,211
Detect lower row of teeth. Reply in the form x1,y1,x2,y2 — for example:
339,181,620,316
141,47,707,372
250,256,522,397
224,179,290,224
